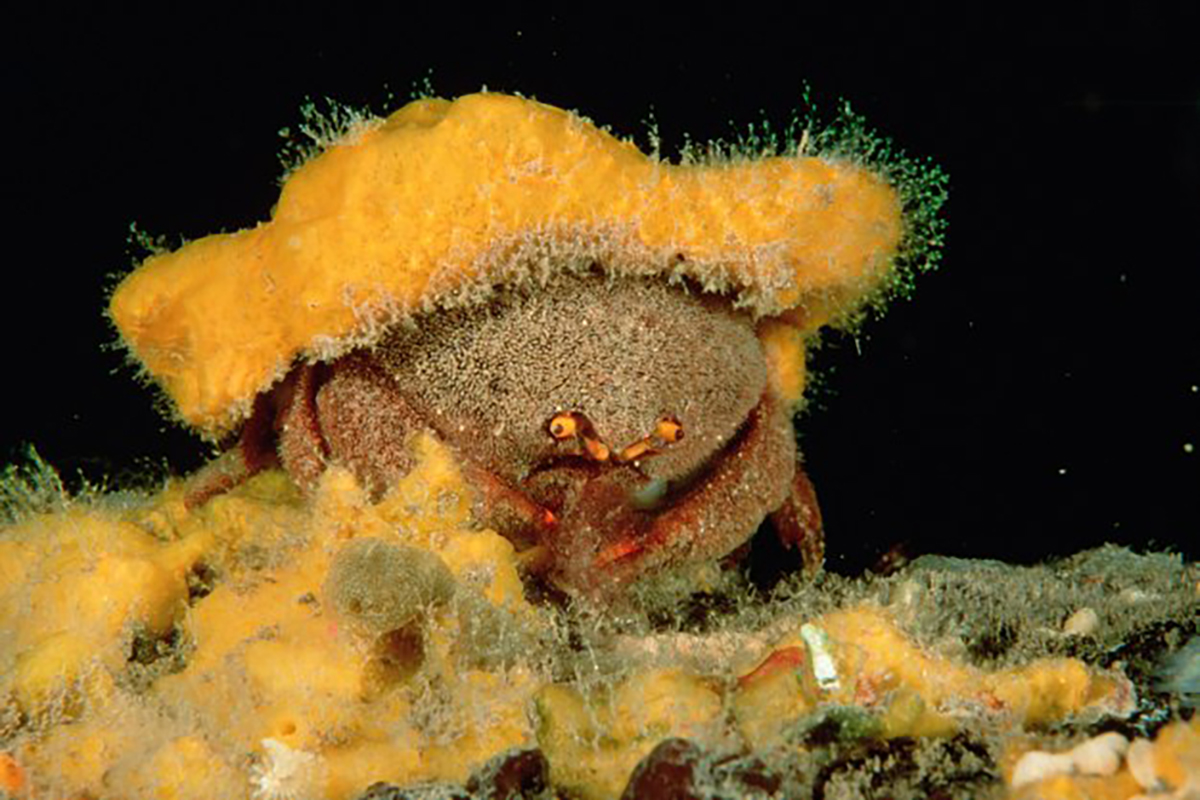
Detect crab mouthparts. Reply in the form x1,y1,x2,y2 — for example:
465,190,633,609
529,391,797,598
630,478,670,509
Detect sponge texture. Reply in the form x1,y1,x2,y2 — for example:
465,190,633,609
109,93,902,436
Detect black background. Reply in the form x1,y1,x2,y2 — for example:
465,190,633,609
4,7,1197,571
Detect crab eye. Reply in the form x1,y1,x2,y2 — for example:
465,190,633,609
615,416,685,464
548,413,577,439
655,415,683,444
547,411,611,462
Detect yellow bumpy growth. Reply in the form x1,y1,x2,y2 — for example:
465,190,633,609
110,93,902,436
1,437,539,800
1,454,1136,799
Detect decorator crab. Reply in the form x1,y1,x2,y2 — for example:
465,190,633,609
109,93,919,598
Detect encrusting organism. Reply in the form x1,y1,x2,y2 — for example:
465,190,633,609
324,538,457,636
325,536,539,670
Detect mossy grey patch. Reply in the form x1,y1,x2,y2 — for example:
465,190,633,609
799,733,999,800
448,590,541,671
122,625,191,693
904,554,1012,573
324,538,457,635
325,537,542,673
789,706,884,747
1156,635,1200,708
871,545,1198,670
354,780,471,799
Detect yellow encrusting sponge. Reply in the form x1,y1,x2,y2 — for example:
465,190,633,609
109,93,903,436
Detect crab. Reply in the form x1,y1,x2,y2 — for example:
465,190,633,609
112,93,917,599
186,270,823,598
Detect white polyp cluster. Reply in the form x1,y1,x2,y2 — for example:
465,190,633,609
250,738,323,800
1011,731,1129,788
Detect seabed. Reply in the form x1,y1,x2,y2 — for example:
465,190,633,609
1,445,1196,800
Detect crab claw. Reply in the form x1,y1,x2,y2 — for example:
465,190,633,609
547,392,802,599
461,463,560,551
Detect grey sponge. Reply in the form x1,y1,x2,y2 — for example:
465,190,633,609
324,538,457,635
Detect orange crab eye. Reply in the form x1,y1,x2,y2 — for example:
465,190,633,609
548,413,577,439
655,415,683,444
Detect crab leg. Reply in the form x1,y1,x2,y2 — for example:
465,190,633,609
277,363,331,491
769,461,825,576
182,389,283,509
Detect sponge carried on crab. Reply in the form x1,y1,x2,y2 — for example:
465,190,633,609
110,92,907,436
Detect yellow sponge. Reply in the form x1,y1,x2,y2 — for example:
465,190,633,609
110,93,903,435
